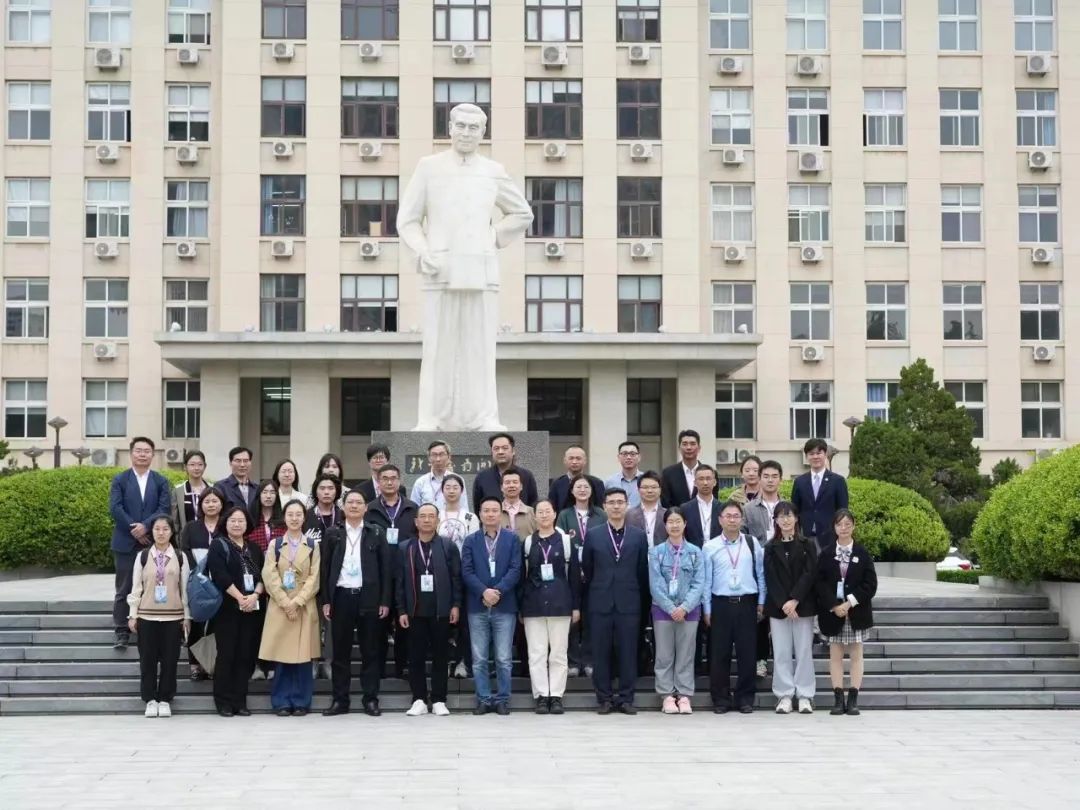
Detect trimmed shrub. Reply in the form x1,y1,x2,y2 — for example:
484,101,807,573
973,446,1080,582
939,499,984,544
0,467,185,570
937,569,980,585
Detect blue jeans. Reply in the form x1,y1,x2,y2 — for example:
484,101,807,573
468,610,515,706
271,662,313,710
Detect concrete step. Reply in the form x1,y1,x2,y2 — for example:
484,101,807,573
873,610,1059,626
873,595,1049,610
0,601,107,614
871,625,1069,641
0,614,113,630
862,640,1079,657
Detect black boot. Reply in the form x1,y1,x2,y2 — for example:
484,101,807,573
845,688,860,716
830,687,846,715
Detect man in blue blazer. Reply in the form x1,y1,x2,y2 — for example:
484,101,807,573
216,446,259,520
680,464,722,547
791,438,849,552
582,487,649,714
108,437,170,648
461,497,523,714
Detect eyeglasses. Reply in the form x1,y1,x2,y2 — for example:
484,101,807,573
619,450,639,456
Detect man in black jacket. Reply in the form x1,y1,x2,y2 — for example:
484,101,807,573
548,445,605,512
472,432,540,507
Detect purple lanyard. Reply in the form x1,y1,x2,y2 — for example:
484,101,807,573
285,536,301,565
607,524,624,562
153,550,169,584
577,512,588,539
417,541,433,574
317,506,337,529
668,542,683,576
484,535,498,561
538,537,554,565
381,498,401,528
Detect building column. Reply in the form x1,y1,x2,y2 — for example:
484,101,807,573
200,363,241,478
586,364,627,470
389,361,420,431
497,361,529,431
289,363,331,488
676,364,716,464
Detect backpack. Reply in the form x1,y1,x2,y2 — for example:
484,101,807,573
186,537,229,622
273,534,317,559
523,530,571,574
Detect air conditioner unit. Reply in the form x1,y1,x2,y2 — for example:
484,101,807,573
716,447,734,464
801,244,824,263
629,141,654,161
93,342,118,360
90,448,117,466
796,55,822,76
1028,150,1052,170
1032,344,1056,362
272,41,295,61
359,239,381,259
96,143,119,163
801,344,825,362
358,41,383,61
543,141,566,160
722,244,746,263
541,43,568,68
628,44,651,63
165,448,185,464
1026,53,1050,76
722,147,745,165
736,448,756,462
177,47,199,65
630,240,654,259
718,56,743,75
272,139,294,158
176,144,199,164
94,240,119,258
544,240,565,259
798,150,824,173
175,240,197,259
451,43,475,62
271,239,294,257
1031,246,1055,264
358,140,382,160
94,47,121,69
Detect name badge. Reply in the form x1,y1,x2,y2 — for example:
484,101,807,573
488,559,496,578
420,574,435,593
346,560,360,577
540,563,555,582
283,569,297,591
668,578,679,597
386,528,399,545
577,546,583,562
729,572,740,590
836,581,845,601
242,573,254,593
154,584,168,604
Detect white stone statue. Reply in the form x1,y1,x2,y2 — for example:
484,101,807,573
397,103,533,431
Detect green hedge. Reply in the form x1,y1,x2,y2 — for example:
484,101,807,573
0,467,185,570
937,569,981,585
973,446,1080,582
720,477,950,562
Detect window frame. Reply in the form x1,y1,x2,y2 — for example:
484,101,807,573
1019,281,1060,342
789,281,832,342
789,381,832,440
165,179,209,239
1021,380,1062,439
942,282,984,342
786,0,828,51
5,177,50,238
3,378,47,439
1018,184,1059,245
340,377,391,435
709,0,751,50
7,0,50,44
710,87,752,146
167,0,211,45
787,88,830,146
526,177,583,239
938,0,980,52
944,380,985,439
617,275,662,334
710,183,754,243
1014,0,1054,53
164,278,209,333
711,281,754,335
340,274,399,333
863,0,902,51
262,0,307,40
260,174,306,237
340,176,399,238
526,0,582,43
617,176,662,238
941,184,982,244
84,178,130,239
4,278,48,339
525,79,583,140
86,81,131,143
261,77,306,139
163,378,201,439
527,378,583,436
6,80,50,141
84,277,128,339
616,0,660,43
259,273,306,332
864,183,906,244
863,88,905,148
939,89,981,148
1016,89,1056,148
433,0,490,42
433,79,491,138
865,282,907,342
617,78,661,140
866,381,900,422
341,77,399,139
166,83,210,143
627,378,662,436
787,183,831,243
715,380,755,440
341,0,399,41
260,377,291,436
525,274,583,333
87,0,131,45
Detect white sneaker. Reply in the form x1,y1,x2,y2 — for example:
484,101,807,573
157,702,172,717
756,660,768,678
144,700,158,718
406,699,429,716
432,702,450,716
583,666,593,677
250,669,265,681
798,697,814,714
453,662,468,679
775,696,793,715
567,667,580,678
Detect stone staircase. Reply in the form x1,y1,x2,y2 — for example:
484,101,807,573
1,591,1078,713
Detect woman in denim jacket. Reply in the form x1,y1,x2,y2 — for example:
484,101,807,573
648,507,706,714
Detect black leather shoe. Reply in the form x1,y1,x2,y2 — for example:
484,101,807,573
738,704,754,714
363,701,381,717
293,707,309,717
276,707,292,717
597,702,614,715
113,634,128,650
713,704,730,714
845,688,860,716
217,707,235,717
473,703,491,716
617,703,638,715
235,708,251,717
549,697,564,715
323,702,349,716
495,703,511,716
535,697,550,715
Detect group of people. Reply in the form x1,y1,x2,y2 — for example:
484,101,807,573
110,431,876,718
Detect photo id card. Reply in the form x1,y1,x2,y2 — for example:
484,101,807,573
540,563,555,582
283,569,296,591
489,559,496,578
243,573,254,593
668,578,679,597
836,581,845,601
420,574,435,593
729,572,740,590
154,584,168,604
386,528,399,545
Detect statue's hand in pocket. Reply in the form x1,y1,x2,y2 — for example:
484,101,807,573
419,251,445,277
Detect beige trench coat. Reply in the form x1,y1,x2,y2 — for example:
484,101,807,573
258,536,321,664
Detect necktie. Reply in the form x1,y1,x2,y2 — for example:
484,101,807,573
812,473,821,498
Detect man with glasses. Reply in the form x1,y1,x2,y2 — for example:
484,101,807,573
410,440,466,512
604,440,645,508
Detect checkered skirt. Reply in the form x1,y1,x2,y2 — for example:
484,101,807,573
824,618,869,645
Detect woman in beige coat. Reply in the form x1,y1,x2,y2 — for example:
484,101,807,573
260,500,321,716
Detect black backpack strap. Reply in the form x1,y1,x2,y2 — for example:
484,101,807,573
139,547,150,568
743,533,760,592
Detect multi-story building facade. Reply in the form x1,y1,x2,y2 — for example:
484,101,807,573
0,0,1076,487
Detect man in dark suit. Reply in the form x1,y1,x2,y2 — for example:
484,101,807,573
548,445,604,512
108,437,170,648
681,464,722,547
625,471,668,545
791,438,849,552
582,487,649,714
217,446,259,520
472,433,540,507
661,428,716,508
356,444,406,504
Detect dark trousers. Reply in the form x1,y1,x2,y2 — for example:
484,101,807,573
212,606,262,712
451,602,472,670
135,618,182,702
112,550,137,633
589,610,639,705
709,595,758,709
407,616,451,704
756,615,771,662
330,587,382,704
569,593,592,670
271,662,314,710
187,619,207,668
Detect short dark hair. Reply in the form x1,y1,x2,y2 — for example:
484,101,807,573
182,449,205,465
343,488,367,504
416,502,440,517
678,429,701,444
760,459,784,477
568,474,598,501
603,487,628,502
739,454,762,472
772,500,802,540
441,473,465,492
488,432,515,448
639,470,661,487
312,474,342,502
196,486,227,523
228,446,252,462
366,444,391,461
428,440,450,453
129,436,155,451
719,499,744,515
694,464,717,479
833,508,856,528
665,506,686,523
500,466,522,482
220,505,252,535
149,513,175,535
478,496,503,510
379,463,401,478
803,438,828,455
281,498,309,519
618,440,640,453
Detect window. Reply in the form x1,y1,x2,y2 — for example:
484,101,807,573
866,381,899,422
618,276,661,333
261,175,305,236
164,379,200,439
710,88,751,145
434,80,491,137
617,0,659,43
341,78,398,139
525,80,582,140
942,282,983,341
1014,0,1053,52
164,279,208,332
863,89,904,147
865,283,907,341
260,274,305,332
341,176,398,237
168,0,210,45
715,381,754,439
526,0,581,42
1021,381,1061,439
4,279,48,339
790,382,831,439
3,379,46,438
787,0,828,51
790,282,831,341
863,0,902,50
788,184,830,242
1020,282,1060,342
84,278,128,338
261,77,305,138
88,0,130,44
710,183,753,242
865,183,906,243
617,79,661,140
787,88,829,146
341,378,391,435
84,179,130,239
260,378,290,436
617,177,661,238
340,275,398,333
434,0,489,42
86,83,130,142
939,89,980,147
944,381,985,438
1016,89,1056,147
7,81,49,140
526,177,582,238
527,378,583,435
710,0,750,49
166,179,208,238
711,282,754,335
342,0,398,41
7,0,49,43
525,275,582,333
941,185,981,243
939,0,978,51
263,0,306,39
5,178,49,237
628,378,661,435
166,84,209,142
1018,185,1058,244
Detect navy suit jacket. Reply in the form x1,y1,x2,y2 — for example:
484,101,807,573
109,468,171,553
460,528,523,614
581,523,649,615
217,474,260,520
472,465,539,508
680,498,721,548
791,470,849,546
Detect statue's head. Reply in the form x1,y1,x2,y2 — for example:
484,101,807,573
448,103,487,155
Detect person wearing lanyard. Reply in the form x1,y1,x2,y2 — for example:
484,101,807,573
305,474,344,534
603,440,645,508
171,450,210,531
742,459,784,679
626,471,668,546
581,488,649,715
555,475,605,678
702,500,765,714
398,504,462,716
679,464,720,548
246,480,284,553
207,506,265,717
500,467,536,540
461,497,522,715
816,509,877,716
178,486,226,681
438,473,479,679
410,440,468,512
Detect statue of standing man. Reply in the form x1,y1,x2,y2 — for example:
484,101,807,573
397,103,533,432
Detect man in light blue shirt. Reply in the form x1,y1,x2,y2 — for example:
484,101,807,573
410,440,468,512
702,499,765,714
603,440,644,508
